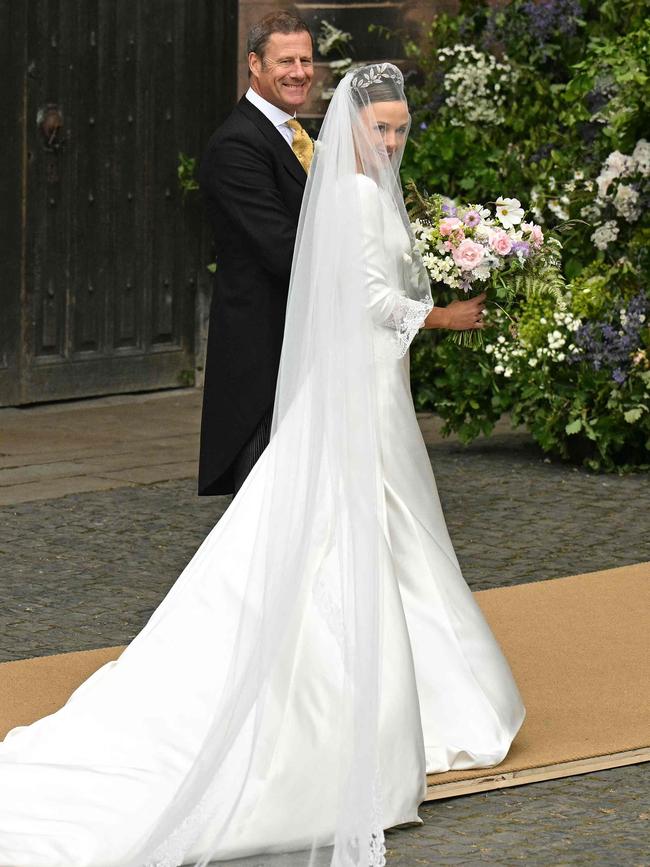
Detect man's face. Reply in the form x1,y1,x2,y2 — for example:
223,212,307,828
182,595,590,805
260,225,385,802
249,31,314,114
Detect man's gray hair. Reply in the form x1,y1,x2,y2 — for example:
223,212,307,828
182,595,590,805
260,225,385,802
247,10,313,63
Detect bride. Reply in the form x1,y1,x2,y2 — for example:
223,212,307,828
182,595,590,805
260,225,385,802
0,64,524,867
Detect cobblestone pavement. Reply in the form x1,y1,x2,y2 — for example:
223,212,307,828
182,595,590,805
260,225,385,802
388,765,650,866
0,426,648,864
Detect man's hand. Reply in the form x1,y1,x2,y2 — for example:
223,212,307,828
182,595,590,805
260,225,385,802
424,292,486,331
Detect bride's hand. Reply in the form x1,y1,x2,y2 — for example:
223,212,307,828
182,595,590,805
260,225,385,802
424,293,486,331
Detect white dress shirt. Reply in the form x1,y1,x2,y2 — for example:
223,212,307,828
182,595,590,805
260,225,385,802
245,87,296,147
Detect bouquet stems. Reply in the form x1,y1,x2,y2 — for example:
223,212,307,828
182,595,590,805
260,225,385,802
450,328,485,348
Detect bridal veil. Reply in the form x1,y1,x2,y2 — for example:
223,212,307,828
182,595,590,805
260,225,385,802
119,62,433,867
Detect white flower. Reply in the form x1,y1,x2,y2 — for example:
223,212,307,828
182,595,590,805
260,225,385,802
485,344,494,354
547,330,566,350
540,317,547,325
503,367,513,378
591,220,619,251
494,364,504,374
596,170,616,199
497,335,506,344
547,199,570,221
632,139,650,176
495,197,524,228
317,20,352,56
528,358,538,367
580,203,602,222
441,45,516,127
613,184,641,222
604,150,635,178
472,263,492,281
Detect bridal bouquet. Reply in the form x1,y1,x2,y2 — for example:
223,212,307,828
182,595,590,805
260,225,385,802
406,182,565,346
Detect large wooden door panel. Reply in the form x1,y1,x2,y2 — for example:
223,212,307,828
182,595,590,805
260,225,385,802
0,0,237,406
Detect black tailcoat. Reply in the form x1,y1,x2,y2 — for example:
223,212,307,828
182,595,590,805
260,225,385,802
197,96,307,495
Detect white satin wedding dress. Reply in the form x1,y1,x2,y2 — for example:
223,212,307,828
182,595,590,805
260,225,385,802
0,64,524,867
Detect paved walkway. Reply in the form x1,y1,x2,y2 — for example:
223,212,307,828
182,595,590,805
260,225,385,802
0,389,201,505
0,389,648,865
0,389,513,506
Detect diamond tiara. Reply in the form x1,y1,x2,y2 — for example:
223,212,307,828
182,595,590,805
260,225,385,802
349,63,404,92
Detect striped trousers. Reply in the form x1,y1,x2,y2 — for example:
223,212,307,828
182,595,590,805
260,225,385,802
232,406,274,494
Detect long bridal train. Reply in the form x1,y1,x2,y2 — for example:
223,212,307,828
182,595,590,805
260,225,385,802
0,190,524,865
0,429,524,866
0,62,524,867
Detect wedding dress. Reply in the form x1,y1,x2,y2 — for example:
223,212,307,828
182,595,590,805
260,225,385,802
0,64,524,867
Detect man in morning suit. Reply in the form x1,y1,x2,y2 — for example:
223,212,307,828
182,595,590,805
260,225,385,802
197,11,314,495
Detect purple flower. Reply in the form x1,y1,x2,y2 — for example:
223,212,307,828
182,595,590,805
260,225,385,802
419,121,428,130
441,200,458,217
521,0,582,43
482,0,584,67
511,240,531,257
463,209,482,227
571,291,648,378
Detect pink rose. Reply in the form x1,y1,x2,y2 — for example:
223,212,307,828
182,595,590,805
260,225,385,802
489,229,513,256
439,217,463,237
452,238,485,271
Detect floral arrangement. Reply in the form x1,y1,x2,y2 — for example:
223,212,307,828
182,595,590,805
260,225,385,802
406,184,564,345
483,279,650,470
411,269,650,471
433,44,518,127
529,139,650,251
401,0,649,471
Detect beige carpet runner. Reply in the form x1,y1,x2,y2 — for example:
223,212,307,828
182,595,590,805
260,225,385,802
1,562,648,800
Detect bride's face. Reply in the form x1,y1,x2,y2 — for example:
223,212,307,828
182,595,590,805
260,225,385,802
358,99,410,161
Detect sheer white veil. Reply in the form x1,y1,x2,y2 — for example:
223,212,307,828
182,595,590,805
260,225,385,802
124,62,432,867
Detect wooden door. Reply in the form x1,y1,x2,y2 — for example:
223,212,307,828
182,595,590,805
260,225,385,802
0,0,237,406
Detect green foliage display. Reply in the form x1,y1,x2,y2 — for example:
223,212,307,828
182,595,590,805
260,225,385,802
403,0,650,471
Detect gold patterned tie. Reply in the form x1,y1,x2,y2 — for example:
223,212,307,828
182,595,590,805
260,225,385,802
286,119,314,174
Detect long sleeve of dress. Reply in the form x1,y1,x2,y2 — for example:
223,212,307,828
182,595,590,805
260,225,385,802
353,174,433,358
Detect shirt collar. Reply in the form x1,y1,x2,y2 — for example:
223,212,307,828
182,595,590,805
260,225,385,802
245,87,296,128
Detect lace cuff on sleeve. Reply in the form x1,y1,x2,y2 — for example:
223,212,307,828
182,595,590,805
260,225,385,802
386,295,433,359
